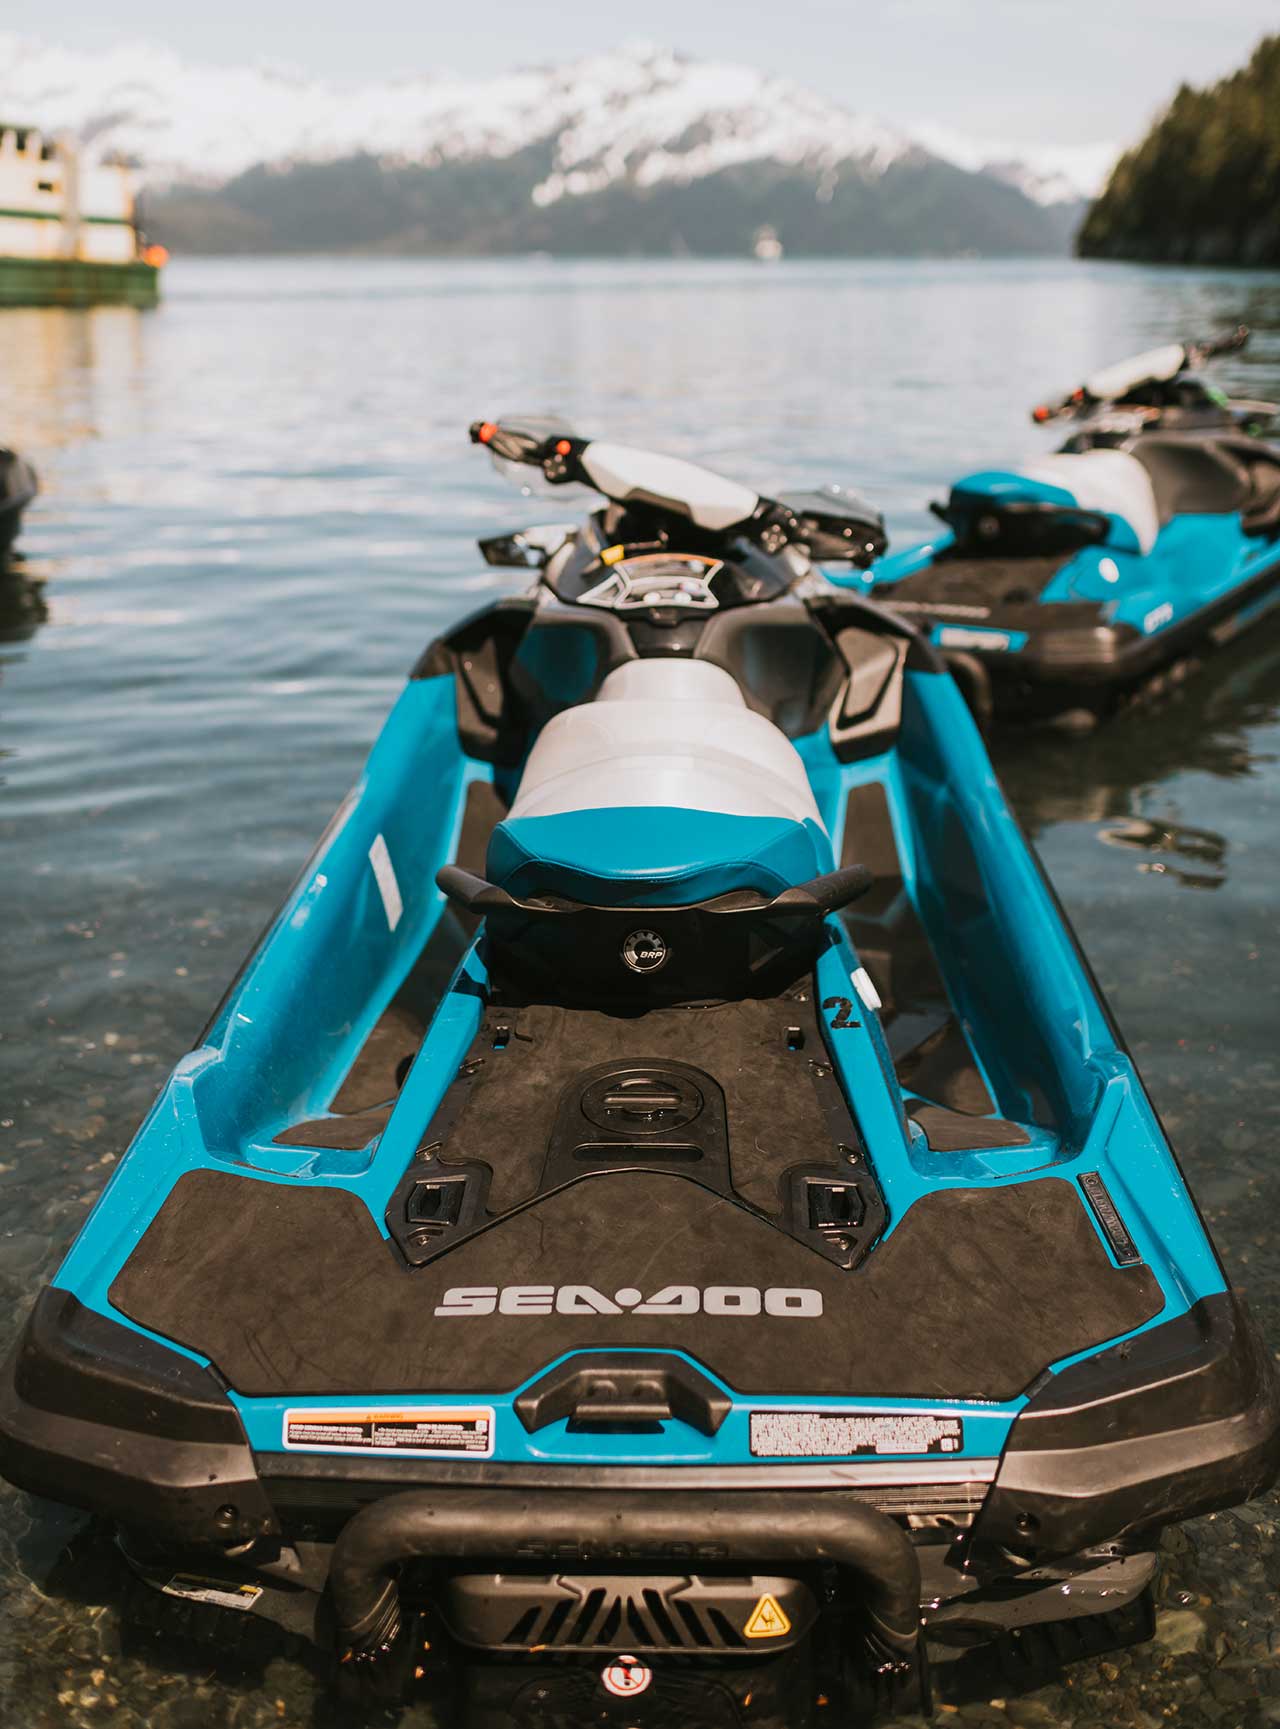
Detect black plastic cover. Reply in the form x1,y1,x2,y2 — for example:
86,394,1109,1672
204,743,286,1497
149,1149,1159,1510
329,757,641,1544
444,1568,816,1653
0,1289,277,1544
974,1291,1280,1558
514,1352,731,1435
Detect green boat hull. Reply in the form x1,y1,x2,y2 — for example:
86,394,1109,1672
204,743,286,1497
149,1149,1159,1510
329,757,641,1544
0,256,160,309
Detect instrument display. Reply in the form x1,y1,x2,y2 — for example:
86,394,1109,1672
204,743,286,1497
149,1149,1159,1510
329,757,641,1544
576,550,724,611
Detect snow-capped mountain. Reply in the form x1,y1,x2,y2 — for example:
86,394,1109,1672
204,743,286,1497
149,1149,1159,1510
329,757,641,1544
906,123,1118,209
0,36,1111,256
0,36,1108,204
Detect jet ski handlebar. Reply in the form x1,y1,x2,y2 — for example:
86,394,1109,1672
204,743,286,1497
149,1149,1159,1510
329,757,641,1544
1031,325,1250,423
1186,324,1250,368
471,417,762,532
469,418,887,565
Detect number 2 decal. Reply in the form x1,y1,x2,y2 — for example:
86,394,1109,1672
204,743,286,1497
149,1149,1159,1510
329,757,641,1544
822,995,861,1030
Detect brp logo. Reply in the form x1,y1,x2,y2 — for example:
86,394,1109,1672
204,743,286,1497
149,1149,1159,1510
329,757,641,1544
621,929,668,974
602,1654,653,1698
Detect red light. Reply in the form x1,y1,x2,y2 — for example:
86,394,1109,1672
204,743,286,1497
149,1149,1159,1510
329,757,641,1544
477,421,497,444
555,439,572,456
1032,405,1050,423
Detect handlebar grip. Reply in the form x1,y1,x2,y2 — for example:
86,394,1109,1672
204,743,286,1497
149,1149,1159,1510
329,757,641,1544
469,420,546,464
1030,390,1083,424
1192,326,1249,364
469,420,585,484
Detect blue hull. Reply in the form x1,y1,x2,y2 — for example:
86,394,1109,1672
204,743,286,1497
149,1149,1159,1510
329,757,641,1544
850,435,1280,724
2,570,1274,1716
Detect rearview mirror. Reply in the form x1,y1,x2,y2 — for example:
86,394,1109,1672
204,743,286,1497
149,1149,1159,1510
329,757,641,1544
478,523,576,570
778,488,887,566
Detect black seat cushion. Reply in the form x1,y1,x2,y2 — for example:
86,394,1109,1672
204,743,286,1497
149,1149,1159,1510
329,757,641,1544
1129,434,1251,521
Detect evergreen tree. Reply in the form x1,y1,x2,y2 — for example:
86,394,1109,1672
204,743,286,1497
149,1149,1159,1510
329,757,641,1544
1079,35,1280,265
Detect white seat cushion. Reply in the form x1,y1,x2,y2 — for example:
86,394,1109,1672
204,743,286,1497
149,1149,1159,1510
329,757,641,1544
595,658,746,707
1017,450,1160,556
507,658,825,831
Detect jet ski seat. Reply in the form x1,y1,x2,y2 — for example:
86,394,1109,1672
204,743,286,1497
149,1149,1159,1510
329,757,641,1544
486,658,833,907
950,450,1161,556
1129,433,1280,534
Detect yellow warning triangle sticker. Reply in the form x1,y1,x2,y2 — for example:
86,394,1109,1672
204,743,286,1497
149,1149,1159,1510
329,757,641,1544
743,1593,792,1639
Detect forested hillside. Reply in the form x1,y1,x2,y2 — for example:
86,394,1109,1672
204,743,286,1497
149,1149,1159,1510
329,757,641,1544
142,151,1080,259
1078,36,1280,266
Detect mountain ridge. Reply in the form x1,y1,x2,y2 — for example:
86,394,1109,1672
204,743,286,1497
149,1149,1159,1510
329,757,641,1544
141,148,1085,258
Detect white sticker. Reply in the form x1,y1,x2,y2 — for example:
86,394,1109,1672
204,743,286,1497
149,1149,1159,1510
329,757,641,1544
938,626,1012,651
852,966,882,1011
1143,601,1174,633
368,833,403,931
283,1406,494,1458
750,1410,964,1458
602,1655,653,1698
162,1575,262,1612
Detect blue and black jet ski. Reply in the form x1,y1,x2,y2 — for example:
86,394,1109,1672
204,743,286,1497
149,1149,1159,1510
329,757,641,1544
3,422,1277,1727
862,330,1280,726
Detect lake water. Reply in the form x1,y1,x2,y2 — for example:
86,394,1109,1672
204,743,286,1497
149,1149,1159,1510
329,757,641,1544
2,257,1279,1728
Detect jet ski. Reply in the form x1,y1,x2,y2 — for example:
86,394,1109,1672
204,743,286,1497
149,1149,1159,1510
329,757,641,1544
1031,325,1276,449
860,331,1280,726
3,422,1277,1727
0,445,38,556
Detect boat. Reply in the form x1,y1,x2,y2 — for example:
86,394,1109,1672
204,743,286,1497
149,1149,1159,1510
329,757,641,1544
3,421,1277,1725
859,331,1280,726
0,125,164,309
753,225,785,261
0,446,38,555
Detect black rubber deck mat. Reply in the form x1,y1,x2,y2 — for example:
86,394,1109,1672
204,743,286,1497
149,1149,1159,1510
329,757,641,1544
840,782,995,1117
110,1168,1163,1402
880,557,1104,635
907,1104,1030,1152
273,1109,391,1150
897,1023,996,1118
328,1005,427,1116
887,554,1068,612
436,993,831,1217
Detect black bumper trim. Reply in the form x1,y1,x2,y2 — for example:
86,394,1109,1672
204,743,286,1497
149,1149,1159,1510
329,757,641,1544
973,1291,1280,1558
259,1451,991,1498
0,1288,277,1544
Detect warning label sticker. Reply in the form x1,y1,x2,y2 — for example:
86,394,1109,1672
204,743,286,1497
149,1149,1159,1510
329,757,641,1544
750,1410,964,1459
283,1407,495,1459
163,1575,262,1612
744,1593,792,1639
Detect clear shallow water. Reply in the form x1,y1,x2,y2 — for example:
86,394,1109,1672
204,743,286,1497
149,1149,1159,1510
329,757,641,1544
2,257,1279,1727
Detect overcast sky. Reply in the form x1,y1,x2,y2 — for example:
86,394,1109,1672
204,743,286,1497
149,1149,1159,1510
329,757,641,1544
9,0,1275,150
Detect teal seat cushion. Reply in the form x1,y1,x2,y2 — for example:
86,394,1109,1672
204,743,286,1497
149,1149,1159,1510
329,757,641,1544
486,806,833,908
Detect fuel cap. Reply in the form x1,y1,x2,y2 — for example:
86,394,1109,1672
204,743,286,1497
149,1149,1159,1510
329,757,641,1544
581,1067,704,1136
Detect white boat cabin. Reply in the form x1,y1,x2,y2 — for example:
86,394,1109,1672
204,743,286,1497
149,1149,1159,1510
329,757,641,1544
0,125,141,264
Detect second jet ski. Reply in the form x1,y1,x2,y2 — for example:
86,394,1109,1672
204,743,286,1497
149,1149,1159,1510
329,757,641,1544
2,423,1277,1726
860,332,1280,726
1031,325,1275,448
